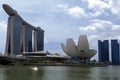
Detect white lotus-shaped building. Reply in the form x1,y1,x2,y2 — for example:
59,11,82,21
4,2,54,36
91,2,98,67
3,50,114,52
61,35,96,60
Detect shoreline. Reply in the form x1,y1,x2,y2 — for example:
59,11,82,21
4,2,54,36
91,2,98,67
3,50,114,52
0,56,109,67
24,63,108,67
1,62,109,67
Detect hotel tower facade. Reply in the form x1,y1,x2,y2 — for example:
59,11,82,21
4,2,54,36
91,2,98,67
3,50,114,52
3,4,44,56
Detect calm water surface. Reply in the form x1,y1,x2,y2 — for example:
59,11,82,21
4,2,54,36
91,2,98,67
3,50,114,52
0,65,120,80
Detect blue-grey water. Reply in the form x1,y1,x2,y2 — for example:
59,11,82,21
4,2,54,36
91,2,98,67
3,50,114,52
0,66,120,80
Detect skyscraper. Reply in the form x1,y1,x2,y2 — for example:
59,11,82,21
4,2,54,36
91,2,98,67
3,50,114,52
5,15,22,55
3,4,44,56
111,40,120,64
36,27,44,51
98,40,109,62
33,27,44,52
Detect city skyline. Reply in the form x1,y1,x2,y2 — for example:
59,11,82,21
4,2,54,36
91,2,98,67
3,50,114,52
0,0,120,60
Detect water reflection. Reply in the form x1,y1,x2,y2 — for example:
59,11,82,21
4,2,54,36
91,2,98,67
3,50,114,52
4,66,44,80
42,66,68,80
90,66,120,80
0,68,5,80
0,66,120,80
66,67,93,80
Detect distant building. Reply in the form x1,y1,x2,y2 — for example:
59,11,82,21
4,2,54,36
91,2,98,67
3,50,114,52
111,40,120,64
98,40,109,62
3,4,44,56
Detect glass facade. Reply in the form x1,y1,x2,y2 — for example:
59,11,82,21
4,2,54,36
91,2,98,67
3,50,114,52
37,29,44,51
6,16,22,55
13,16,22,55
111,40,120,64
24,25,32,52
98,40,109,62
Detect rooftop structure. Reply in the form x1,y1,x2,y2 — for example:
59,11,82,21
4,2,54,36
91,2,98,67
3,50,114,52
61,35,96,60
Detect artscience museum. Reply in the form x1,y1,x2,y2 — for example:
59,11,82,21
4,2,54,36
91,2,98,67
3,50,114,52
61,35,97,60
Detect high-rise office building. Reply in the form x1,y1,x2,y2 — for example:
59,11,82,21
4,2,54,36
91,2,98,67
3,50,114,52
111,40,120,64
98,40,109,62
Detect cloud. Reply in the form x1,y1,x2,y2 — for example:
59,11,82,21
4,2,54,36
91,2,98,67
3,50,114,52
57,0,113,18
58,4,86,18
111,25,120,31
0,21,7,53
57,4,68,11
82,0,120,17
109,0,120,16
86,0,110,17
0,21,7,32
79,20,113,36
87,0,109,9
57,1,120,18
85,0,120,17
67,7,87,18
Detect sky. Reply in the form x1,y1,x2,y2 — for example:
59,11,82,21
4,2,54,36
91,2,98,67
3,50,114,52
0,0,120,60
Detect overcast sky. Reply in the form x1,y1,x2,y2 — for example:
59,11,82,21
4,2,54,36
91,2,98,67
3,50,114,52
0,0,120,60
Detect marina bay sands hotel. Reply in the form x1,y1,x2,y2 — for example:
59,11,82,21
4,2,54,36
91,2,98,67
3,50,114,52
3,4,44,56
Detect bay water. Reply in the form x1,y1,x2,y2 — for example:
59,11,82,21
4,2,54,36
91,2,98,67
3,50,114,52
0,65,120,80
